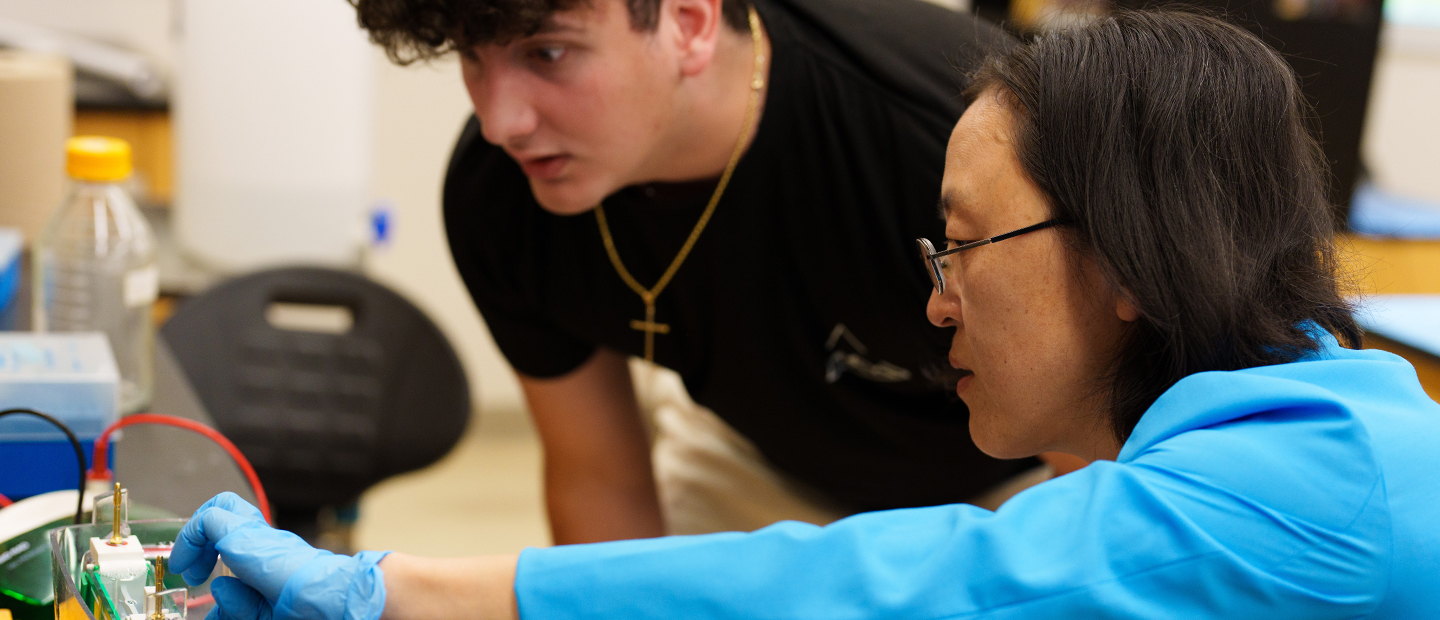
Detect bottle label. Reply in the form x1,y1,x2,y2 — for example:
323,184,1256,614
123,266,159,308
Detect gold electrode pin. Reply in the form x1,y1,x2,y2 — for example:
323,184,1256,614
109,482,123,545
151,557,166,620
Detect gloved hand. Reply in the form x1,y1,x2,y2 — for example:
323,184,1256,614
169,493,390,620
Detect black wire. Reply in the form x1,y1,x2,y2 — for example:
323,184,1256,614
0,408,88,524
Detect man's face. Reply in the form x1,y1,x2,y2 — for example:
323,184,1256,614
461,0,680,215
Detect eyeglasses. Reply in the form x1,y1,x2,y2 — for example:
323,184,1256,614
916,218,1070,294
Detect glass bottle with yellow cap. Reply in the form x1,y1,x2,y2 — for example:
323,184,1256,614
33,136,157,414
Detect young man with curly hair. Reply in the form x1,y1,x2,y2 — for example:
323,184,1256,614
350,0,1049,544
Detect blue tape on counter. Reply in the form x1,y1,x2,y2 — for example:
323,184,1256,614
0,252,18,316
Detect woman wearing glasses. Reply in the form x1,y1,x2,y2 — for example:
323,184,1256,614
172,10,1439,619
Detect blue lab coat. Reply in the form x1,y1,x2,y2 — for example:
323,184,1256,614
515,332,1440,618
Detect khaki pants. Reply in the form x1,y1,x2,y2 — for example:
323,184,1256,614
631,360,1052,535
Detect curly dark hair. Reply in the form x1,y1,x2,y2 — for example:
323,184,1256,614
350,0,752,64
967,10,1360,443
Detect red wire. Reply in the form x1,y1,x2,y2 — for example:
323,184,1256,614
0,491,11,508
89,413,272,524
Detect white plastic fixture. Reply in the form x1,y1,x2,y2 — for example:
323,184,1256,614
87,534,144,577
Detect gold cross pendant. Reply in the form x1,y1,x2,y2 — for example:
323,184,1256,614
628,300,670,362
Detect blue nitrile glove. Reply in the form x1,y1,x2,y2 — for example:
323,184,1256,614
169,493,390,620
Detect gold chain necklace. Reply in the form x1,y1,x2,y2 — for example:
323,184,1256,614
595,6,766,362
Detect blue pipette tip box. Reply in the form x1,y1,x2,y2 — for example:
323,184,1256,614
0,332,119,500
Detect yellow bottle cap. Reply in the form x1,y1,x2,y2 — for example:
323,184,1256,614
66,136,133,182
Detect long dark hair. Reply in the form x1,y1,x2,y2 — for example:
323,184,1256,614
968,10,1360,442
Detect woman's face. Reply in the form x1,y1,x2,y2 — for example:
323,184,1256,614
926,92,1136,462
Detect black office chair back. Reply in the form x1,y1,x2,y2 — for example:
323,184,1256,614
161,267,470,511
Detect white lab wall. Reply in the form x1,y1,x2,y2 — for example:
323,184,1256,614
0,0,173,69
1363,24,1440,205
364,52,528,423
172,0,376,272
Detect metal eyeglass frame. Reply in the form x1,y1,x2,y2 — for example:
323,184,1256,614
916,218,1071,294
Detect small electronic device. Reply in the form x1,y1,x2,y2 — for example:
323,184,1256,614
15,410,268,620
58,484,187,620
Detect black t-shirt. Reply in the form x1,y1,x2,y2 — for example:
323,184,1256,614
444,0,1033,511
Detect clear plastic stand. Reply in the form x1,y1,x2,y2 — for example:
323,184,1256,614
49,519,207,620
91,488,131,537
147,586,187,620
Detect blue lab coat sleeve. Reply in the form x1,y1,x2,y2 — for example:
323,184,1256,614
513,340,1431,618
